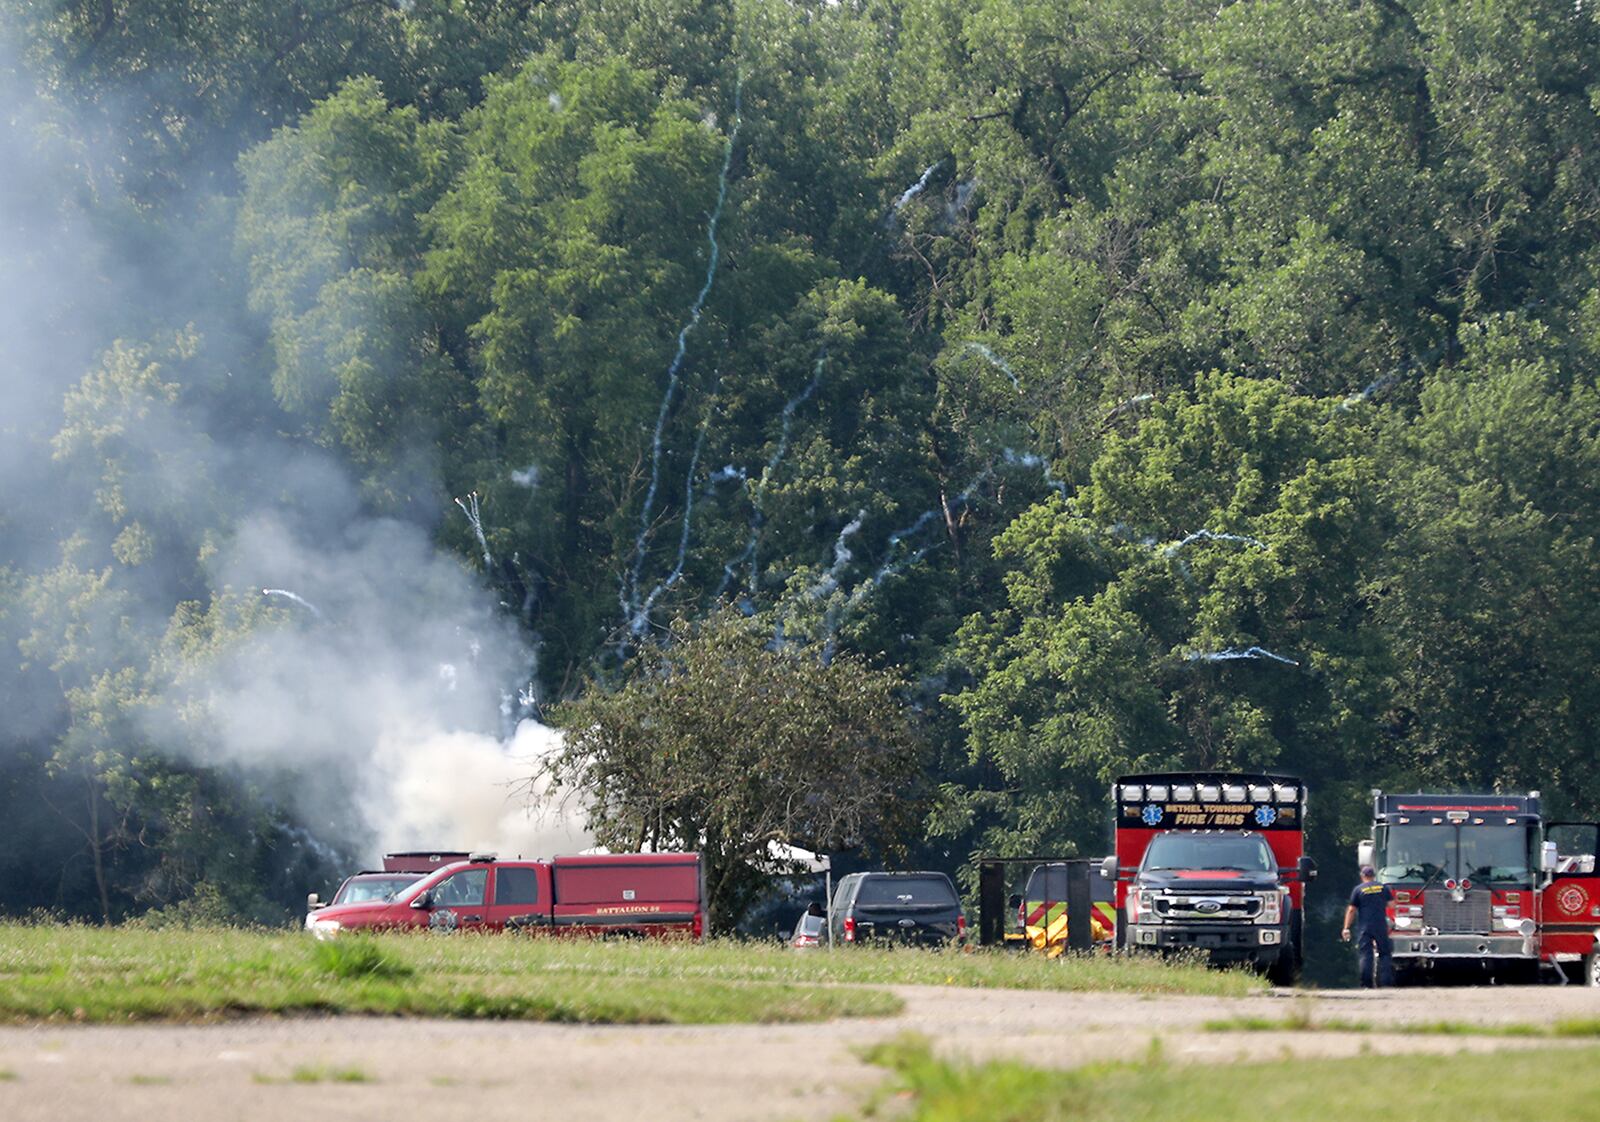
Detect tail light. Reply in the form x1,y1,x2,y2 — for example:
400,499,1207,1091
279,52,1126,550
693,912,704,940
956,915,967,939
842,917,856,943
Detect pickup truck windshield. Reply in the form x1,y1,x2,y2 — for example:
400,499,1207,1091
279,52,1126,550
333,875,419,904
1142,834,1274,872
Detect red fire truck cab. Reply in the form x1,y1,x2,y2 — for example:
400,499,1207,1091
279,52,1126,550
1102,773,1315,984
305,852,706,940
1361,791,1600,984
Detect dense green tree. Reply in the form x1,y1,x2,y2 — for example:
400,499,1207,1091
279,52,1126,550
548,610,925,930
7,0,1600,927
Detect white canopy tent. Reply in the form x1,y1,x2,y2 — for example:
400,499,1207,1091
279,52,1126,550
761,842,834,948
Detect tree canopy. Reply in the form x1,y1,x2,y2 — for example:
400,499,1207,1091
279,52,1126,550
2,0,1599,927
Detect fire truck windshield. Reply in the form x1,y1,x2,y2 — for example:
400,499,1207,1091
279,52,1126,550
1142,833,1274,872
1375,823,1536,885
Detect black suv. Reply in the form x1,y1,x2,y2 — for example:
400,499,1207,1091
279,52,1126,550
829,871,965,946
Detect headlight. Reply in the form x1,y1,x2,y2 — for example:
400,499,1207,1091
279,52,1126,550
1256,891,1283,924
310,918,343,939
1134,890,1161,924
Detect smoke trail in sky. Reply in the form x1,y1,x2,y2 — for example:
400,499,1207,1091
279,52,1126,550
724,348,826,599
261,588,324,620
892,162,942,214
962,342,1022,394
848,470,992,610
510,464,539,489
1002,448,1066,496
1163,529,1267,556
1102,393,1154,427
454,492,492,569
623,76,743,624
805,511,865,601
1186,646,1299,667
630,407,714,635
1339,370,1405,411
813,473,990,661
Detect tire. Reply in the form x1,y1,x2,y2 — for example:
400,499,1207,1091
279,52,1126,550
1267,943,1299,987
1585,951,1600,987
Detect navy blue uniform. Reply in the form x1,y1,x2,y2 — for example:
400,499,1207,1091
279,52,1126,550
1348,881,1394,987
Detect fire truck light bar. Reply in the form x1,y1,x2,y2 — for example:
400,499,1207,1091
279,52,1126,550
1118,783,1302,806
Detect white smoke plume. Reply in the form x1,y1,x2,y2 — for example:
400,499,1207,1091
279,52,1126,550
165,513,593,862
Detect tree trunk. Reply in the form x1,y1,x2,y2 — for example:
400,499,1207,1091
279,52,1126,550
85,769,112,925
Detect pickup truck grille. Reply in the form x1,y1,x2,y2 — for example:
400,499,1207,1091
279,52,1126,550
1153,895,1261,920
1423,889,1490,933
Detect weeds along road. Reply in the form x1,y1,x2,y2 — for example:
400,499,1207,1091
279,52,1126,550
3,984,1598,1122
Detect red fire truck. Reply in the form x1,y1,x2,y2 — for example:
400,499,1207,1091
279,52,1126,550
305,851,707,940
1360,791,1600,984
1101,772,1315,984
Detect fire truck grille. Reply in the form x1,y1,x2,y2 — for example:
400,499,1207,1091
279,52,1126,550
1423,889,1491,933
1154,896,1261,920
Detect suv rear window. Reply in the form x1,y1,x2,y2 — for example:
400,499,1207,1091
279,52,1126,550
854,876,957,907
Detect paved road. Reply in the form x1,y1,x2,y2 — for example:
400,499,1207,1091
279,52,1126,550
3,985,1597,1121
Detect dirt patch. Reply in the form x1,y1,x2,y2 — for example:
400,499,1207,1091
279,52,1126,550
2,985,1593,1121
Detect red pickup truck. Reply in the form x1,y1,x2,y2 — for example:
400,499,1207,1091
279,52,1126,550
305,852,706,939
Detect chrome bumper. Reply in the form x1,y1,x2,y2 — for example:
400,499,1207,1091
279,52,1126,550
1392,933,1533,959
1129,923,1285,951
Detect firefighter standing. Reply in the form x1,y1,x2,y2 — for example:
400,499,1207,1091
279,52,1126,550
1341,865,1395,987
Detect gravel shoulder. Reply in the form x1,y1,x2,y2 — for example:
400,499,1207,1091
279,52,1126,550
3,985,1596,1121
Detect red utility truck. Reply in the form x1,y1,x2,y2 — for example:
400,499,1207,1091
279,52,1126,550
305,852,706,939
1101,772,1315,984
1360,790,1600,984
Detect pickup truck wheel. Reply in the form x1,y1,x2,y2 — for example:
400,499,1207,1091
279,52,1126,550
1266,944,1299,987
1585,951,1600,987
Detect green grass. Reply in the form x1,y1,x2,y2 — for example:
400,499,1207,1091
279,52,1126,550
0,922,1256,1026
253,1065,374,1085
128,1074,173,1085
0,1069,16,1081
857,1035,1600,1121
292,1065,373,1084
1204,1013,1600,1038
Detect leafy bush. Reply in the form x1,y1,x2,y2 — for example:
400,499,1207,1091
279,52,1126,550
310,936,413,980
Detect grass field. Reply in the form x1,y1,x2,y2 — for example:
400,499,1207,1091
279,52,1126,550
1204,1012,1600,1038
860,1035,1600,1121
0,922,1258,1025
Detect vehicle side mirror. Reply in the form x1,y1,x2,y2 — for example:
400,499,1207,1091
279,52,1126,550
306,892,322,910
1542,840,1560,873
1008,894,1022,911
1298,856,1318,882
1099,855,1118,880
1356,839,1375,871
410,891,431,909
